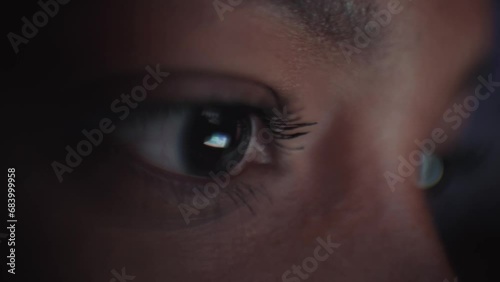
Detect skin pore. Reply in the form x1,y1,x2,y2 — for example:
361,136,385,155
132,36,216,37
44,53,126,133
13,0,493,281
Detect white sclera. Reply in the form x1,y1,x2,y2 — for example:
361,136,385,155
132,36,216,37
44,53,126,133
116,110,189,172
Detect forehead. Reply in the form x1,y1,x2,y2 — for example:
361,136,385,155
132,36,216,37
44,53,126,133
59,0,373,52
53,0,364,82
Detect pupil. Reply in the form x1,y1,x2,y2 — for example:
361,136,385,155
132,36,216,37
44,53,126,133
182,106,250,176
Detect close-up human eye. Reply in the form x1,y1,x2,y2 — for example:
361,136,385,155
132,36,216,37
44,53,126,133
4,0,500,281
115,104,268,178
114,99,315,178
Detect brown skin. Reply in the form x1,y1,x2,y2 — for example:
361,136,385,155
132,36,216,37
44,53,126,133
19,0,492,281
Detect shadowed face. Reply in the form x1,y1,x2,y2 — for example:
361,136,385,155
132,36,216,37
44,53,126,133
14,0,492,281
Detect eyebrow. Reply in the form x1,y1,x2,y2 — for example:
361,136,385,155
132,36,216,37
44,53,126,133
264,0,375,43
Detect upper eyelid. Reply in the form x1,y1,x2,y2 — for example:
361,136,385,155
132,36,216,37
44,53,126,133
149,72,288,111
63,70,312,141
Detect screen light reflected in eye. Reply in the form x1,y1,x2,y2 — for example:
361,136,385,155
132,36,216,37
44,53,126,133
203,133,231,148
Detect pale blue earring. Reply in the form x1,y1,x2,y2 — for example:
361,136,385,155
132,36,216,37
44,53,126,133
417,154,444,189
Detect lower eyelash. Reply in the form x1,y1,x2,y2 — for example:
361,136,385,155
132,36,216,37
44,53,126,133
122,155,271,218
222,182,258,215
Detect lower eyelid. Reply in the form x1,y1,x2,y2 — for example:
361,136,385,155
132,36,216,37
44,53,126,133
62,138,280,230
89,153,268,229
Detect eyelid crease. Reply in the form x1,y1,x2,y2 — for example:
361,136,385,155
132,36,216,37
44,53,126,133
66,69,303,122
143,72,282,108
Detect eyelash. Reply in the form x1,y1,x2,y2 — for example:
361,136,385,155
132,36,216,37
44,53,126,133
259,110,317,150
131,161,272,220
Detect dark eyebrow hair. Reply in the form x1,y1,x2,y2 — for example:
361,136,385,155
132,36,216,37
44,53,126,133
265,0,375,42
